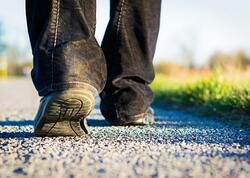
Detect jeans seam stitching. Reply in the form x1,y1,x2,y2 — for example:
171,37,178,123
112,0,126,120
51,0,60,89
116,0,126,35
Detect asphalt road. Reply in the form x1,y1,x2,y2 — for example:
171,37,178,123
0,79,249,178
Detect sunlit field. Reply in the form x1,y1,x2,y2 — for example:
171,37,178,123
151,67,250,130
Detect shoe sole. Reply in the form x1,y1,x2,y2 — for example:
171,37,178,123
130,108,155,125
34,90,95,137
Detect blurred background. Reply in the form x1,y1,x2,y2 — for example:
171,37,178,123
0,0,250,128
0,0,249,77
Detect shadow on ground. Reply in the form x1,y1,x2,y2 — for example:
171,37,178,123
0,117,110,138
0,107,250,147
0,120,34,138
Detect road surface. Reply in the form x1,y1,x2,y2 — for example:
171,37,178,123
0,79,249,178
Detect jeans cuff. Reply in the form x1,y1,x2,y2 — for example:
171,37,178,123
38,82,98,96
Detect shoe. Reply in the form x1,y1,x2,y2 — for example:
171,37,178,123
101,102,155,126
128,107,155,125
34,88,97,137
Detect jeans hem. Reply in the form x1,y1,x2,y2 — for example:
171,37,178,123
38,82,98,96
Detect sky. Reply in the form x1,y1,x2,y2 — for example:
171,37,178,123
0,0,249,66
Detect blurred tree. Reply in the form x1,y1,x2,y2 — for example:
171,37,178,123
180,44,196,69
207,50,250,70
231,50,250,69
207,52,229,69
0,22,32,77
5,45,30,76
0,22,6,55
154,62,185,75
177,27,199,69
0,22,7,78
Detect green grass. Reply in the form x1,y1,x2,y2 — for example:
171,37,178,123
151,74,250,130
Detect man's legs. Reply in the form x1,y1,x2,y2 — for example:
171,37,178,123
101,0,161,125
26,0,106,136
26,0,106,96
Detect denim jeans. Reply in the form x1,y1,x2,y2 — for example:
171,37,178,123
26,0,161,124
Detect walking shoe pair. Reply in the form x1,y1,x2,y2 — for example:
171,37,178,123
27,0,160,137
34,87,154,137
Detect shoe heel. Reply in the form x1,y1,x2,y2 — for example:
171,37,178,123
35,90,95,137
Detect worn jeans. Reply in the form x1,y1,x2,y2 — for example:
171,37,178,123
26,0,161,125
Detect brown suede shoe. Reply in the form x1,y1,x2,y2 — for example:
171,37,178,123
127,107,155,126
101,107,155,126
34,87,97,137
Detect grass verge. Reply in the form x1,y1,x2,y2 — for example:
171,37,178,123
151,74,250,131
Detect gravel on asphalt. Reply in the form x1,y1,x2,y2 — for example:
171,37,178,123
0,79,249,178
